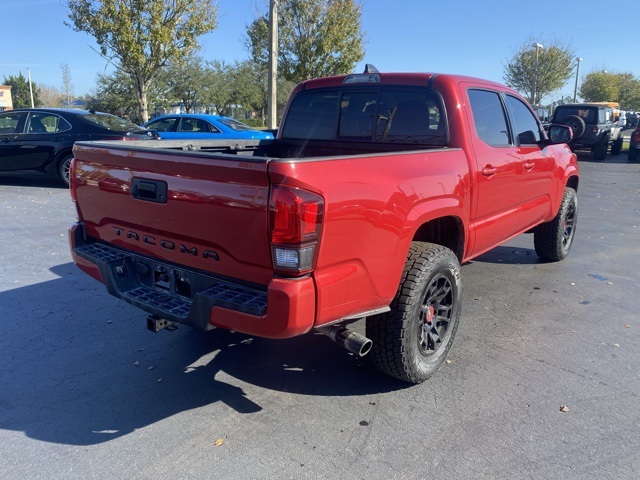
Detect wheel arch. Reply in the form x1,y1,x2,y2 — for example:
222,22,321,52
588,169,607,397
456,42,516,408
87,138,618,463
412,215,465,263
566,174,579,192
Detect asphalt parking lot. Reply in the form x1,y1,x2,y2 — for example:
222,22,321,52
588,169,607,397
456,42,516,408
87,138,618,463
1,151,639,480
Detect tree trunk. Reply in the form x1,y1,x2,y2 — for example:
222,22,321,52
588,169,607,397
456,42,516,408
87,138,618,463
134,75,151,123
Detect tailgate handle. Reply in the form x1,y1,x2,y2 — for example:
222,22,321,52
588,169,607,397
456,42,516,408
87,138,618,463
131,178,167,204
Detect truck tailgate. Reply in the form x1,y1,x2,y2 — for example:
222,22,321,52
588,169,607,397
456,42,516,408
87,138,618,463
72,142,274,286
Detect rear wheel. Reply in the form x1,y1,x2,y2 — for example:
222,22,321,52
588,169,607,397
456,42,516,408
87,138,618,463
592,138,608,161
611,136,623,156
534,187,578,261
629,148,639,162
366,243,461,384
57,154,73,186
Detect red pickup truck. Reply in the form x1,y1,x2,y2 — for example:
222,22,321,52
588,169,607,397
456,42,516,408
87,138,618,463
69,68,579,383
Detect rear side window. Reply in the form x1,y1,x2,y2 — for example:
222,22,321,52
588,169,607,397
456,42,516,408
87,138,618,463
468,89,511,146
27,112,71,133
281,87,448,146
219,118,252,131
81,112,140,130
505,95,541,145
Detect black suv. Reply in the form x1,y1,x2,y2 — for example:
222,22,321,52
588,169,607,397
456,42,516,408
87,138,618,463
551,104,624,160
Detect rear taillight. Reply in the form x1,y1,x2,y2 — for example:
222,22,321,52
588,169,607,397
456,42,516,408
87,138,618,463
269,186,324,276
632,129,640,143
69,157,77,202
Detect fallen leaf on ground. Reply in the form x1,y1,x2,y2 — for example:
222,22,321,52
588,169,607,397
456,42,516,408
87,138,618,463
560,405,570,412
213,439,223,447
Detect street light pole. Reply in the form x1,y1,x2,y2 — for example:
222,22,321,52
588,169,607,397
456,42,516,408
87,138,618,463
267,0,278,130
532,43,544,105
573,57,583,103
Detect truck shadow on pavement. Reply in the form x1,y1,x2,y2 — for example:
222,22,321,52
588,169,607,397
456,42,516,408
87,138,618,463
0,263,406,446
470,245,541,265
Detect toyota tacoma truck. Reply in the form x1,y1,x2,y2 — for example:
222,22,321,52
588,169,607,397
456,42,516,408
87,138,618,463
69,67,579,383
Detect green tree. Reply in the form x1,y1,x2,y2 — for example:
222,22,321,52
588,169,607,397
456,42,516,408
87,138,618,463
503,38,576,104
66,0,218,122
245,0,365,84
3,72,40,108
580,71,640,110
164,56,207,113
83,69,168,123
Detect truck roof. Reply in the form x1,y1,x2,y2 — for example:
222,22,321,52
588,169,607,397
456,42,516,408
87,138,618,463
297,71,516,94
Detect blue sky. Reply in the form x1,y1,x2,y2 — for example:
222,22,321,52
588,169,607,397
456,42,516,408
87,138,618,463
2,0,637,104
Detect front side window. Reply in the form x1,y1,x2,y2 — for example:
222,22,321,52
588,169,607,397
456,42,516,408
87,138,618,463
468,89,511,146
146,117,178,132
505,95,541,145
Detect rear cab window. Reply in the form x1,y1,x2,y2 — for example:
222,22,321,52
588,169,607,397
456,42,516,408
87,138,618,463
281,86,449,146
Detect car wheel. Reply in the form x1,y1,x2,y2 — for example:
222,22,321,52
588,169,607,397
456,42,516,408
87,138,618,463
534,187,578,261
611,136,623,156
57,154,73,186
592,139,607,161
366,242,461,384
629,148,639,162
560,115,586,140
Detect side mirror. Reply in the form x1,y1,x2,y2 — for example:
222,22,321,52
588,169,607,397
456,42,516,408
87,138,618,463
546,124,573,145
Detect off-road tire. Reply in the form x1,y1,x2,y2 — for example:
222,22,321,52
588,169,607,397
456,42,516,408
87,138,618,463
611,136,623,156
592,138,608,160
57,154,73,186
560,115,586,140
366,242,461,384
534,187,578,261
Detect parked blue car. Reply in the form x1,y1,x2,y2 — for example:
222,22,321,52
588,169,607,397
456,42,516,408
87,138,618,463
143,114,274,140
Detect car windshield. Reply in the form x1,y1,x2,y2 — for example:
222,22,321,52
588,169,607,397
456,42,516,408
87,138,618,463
81,112,142,131
218,118,253,131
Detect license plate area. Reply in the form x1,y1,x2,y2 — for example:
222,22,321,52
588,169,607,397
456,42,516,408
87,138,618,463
152,265,192,299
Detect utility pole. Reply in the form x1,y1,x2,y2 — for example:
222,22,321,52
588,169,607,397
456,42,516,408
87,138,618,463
267,0,278,130
28,68,35,108
532,43,543,105
573,57,583,103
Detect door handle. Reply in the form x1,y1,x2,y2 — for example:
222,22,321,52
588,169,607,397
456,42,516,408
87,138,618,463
482,166,497,176
524,161,534,170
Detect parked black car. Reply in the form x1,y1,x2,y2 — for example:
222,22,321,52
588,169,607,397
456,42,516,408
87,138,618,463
0,108,158,185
